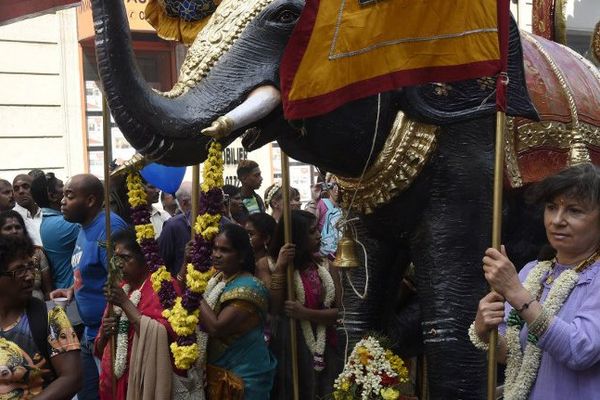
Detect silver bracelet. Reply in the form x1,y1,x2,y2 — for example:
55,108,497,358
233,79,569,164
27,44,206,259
468,321,489,351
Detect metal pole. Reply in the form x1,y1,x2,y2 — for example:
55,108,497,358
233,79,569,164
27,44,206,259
487,110,506,400
280,152,300,400
101,96,116,399
191,164,200,237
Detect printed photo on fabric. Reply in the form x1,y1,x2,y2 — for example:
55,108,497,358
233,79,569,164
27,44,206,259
0,306,79,399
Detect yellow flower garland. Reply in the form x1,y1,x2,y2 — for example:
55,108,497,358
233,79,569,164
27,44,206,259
134,223,155,242
150,266,172,292
385,350,409,383
125,141,224,370
194,213,222,241
170,342,200,370
163,298,200,336
186,265,215,293
126,173,146,207
201,142,224,192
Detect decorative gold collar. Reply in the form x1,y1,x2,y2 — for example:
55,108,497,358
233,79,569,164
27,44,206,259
335,111,438,214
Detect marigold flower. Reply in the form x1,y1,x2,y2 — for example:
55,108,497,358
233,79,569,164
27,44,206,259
163,298,200,336
135,223,155,242
356,346,371,366
151,266,171,292
170,342,199,370
186,265,215,293
380,388,400,400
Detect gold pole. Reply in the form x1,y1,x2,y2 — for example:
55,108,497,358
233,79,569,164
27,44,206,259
280,151,300,400
487,110,506,400
515,0,520,27
101,96,116,399
191,164,200,237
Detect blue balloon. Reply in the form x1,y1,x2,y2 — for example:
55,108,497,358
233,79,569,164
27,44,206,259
140,163,186,194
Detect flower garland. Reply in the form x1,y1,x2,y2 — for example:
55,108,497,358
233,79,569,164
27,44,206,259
504,255,597,400
293,261,335,371
334,336,409,400
196,272,229,364
125,140,224,370
113,283,143,378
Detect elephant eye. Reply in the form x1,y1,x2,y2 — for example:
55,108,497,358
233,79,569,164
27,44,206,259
274,9,299,24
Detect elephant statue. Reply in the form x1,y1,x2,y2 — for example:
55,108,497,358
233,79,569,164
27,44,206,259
90,0,600,397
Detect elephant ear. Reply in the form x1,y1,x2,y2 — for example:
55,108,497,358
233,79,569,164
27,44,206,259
401,17,539,125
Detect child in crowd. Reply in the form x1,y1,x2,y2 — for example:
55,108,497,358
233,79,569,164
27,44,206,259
246,213,277,287
268,210,343,399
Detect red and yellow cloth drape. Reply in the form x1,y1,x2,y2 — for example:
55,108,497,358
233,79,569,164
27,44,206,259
281,0,508,119
531,0,567,44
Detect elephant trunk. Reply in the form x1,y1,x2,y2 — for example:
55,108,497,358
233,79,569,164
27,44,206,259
91,0,288,165
91,0,219,164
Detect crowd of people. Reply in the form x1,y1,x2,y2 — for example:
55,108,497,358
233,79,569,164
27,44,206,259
3,158,600,400
0,159,344,399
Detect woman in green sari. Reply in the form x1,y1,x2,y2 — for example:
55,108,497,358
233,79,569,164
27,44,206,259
199,223,276,399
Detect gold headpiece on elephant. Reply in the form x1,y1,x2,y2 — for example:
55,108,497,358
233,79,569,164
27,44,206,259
164,0,275,99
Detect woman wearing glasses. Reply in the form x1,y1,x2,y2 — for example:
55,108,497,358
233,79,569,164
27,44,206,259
0,235,81,399
95,228,183,399
0,210,53,300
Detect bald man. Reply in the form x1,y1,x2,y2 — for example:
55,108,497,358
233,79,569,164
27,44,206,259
50,174,127,400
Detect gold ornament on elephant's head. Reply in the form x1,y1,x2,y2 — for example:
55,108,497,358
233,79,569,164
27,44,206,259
163,0,275,99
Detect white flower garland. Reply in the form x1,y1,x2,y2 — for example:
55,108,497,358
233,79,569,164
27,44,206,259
334,336,399,400
113,283,143,378
504,260,581,400
196,273,227,366
294,261,335,371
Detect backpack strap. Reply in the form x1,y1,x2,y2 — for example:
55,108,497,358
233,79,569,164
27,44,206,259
26,298,56,375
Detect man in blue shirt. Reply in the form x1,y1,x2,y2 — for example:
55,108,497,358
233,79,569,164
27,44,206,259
50,174,127,400
31,172,80,289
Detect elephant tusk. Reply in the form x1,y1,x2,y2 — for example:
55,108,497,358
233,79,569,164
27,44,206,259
201,85,281,139
201,116,235,139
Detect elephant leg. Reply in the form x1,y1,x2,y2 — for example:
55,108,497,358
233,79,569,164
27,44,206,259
411,118,494,399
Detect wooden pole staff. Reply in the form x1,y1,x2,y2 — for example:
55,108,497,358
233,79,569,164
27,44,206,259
191,164,200,237
487,110,506,400
101,96,116,399
280,151,300,400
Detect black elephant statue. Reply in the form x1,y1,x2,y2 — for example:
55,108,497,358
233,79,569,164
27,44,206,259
90,0,600,397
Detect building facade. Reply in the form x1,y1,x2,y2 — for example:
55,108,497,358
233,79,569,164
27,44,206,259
1,1,598,198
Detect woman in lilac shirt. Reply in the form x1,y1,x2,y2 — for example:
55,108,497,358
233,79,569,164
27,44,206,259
472,164,600,400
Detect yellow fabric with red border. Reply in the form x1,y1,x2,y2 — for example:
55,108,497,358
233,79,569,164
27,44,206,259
288,0,500,102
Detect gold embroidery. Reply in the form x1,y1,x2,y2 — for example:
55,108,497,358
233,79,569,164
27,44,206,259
335,111,438,214
505,116,523,188
164,0,274,98
218,280,268,314
521,31,590,166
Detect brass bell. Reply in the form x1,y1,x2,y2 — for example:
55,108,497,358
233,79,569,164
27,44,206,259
332,227,361,269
